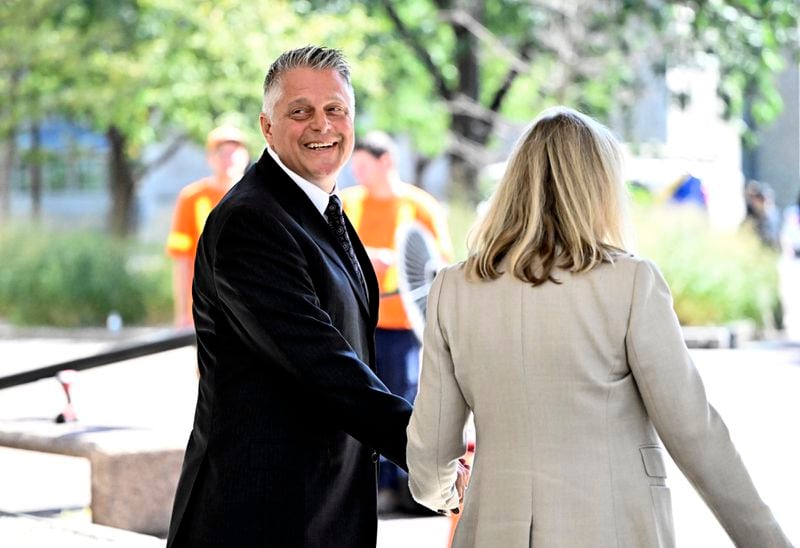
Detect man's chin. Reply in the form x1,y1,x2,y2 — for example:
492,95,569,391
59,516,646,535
307,167,344,188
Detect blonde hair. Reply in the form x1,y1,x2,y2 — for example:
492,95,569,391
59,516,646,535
466,106,629,285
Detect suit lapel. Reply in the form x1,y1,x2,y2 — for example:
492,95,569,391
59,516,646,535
346,214,380,327
254,151,372,319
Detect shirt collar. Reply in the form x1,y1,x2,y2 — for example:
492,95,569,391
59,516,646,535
266,146,335,216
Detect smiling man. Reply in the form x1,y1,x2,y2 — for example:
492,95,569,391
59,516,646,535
166,46,414,548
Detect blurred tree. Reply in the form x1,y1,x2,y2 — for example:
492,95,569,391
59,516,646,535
0,0,366,235
0,0,64,224
3,0,797,226
302,0,799,201
42,0,296,236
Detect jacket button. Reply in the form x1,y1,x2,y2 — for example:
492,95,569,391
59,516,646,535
371,451,379,463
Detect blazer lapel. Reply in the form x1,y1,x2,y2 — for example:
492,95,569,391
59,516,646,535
299,208,372,317
346,214,380,328
254,151,372,318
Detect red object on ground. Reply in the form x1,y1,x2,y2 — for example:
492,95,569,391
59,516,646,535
55,369,78,423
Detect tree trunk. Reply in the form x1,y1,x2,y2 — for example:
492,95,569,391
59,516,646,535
106,125,136,237
0,69,21,226
0,127,16,225
29,121,42,221
448,0,491,203
741,79,759,182
413,155,431,189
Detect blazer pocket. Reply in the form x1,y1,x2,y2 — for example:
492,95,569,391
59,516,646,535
639,445,668,483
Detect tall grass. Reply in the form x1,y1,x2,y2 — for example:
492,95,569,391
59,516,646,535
0,225,172,327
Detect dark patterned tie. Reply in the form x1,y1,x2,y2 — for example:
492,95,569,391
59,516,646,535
325,194,367,294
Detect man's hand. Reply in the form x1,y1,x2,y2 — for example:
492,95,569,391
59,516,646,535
439,457,471,516
455,457,471,503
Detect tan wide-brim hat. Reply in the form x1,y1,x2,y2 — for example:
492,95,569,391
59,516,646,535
206,125,247,151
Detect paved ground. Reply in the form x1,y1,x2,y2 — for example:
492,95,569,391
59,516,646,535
0,333,797,546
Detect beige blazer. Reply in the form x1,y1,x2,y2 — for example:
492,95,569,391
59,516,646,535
407,255,790,548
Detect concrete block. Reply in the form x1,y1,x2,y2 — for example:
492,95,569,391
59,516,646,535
0,420,185,536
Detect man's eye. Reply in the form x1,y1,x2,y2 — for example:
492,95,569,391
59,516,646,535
291,109,309,117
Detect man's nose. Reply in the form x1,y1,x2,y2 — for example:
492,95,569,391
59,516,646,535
308,110,331,132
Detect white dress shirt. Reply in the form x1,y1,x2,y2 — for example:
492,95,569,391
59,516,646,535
266,146,336,219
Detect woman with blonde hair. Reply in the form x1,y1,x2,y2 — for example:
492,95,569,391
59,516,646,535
406,107,790,547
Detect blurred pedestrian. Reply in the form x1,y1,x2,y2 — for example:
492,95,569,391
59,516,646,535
342,130,453,513
780,189,800,259
166,125,249,326
779,189,800,340
407,106,791,547
743,179,781,250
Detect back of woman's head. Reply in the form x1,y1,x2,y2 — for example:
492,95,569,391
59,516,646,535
466,106,628,285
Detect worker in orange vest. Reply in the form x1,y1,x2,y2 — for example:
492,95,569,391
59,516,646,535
166,126,250,326
342,130,453,513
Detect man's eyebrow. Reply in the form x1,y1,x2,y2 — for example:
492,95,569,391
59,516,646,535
288,95,349,106
287,98,311,108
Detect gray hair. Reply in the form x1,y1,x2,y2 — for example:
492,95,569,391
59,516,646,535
262,45,354,116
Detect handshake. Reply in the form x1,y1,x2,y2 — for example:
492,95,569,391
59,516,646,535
437,457,471,516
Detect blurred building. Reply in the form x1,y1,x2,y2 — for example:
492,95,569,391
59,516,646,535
2,121,109,230
744,61,800,211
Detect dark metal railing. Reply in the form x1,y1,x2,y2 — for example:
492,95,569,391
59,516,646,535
0,328,195,391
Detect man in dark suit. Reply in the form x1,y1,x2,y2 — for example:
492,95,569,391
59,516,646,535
166,46,414,547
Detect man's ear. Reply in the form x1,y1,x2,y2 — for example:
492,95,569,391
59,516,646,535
259,113,272,145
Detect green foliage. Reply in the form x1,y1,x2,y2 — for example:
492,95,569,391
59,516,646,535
299,0,798,164
0,227,172,326
444,198,479,262
633,206,779,327
682,0,799,127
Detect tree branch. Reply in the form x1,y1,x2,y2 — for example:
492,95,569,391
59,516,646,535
487,38,536,114
134,135,187,182
438,8,540,114
380,0,452,101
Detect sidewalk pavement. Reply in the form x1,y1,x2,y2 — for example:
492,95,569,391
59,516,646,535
0,333,798,547
0,510,163,548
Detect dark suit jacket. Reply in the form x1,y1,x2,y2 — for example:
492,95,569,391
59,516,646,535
166,150,413,548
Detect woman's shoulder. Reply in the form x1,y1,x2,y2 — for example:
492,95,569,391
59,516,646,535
607,252,659,271
440,261,467,274
433,261,467,285
586,253,666,288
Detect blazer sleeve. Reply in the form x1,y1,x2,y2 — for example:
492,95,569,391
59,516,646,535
626,259,791,547
407,267,470,511
213,206,412,469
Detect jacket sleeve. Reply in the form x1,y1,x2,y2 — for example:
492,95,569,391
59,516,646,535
212,206,412,469
626,259,791,547
406,267,470,511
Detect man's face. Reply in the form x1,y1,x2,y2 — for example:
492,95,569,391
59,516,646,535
351,150,387,189
208,142,249,181
260,68,354,192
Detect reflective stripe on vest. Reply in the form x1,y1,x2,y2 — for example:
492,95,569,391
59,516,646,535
194,196,213,236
